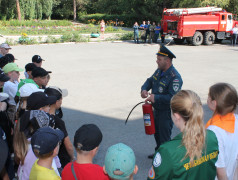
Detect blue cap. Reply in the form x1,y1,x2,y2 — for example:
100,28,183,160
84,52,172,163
31,127,64,155
104,143,136,180
156,45,176,59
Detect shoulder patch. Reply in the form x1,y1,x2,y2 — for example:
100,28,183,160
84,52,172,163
173,79,180,92
153,152,162,167
148,166,155,179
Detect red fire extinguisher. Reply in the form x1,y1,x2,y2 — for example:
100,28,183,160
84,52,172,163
125,102,155,135
142,103,155,135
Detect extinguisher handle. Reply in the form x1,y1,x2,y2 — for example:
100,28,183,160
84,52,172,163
125,101,144,125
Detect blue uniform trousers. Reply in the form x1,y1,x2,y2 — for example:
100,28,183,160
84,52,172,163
154,109,173,150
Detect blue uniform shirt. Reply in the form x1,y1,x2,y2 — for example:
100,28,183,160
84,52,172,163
141,65,183,110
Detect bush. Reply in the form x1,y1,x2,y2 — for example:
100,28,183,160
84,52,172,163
0,20,72,27
118,32,134,40
78,13,139,27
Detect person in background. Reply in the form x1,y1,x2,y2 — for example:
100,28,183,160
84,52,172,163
133,22,139,44
231,24,238,46
61,124,109,180
32,55,45,67
154,23,161,43
206,83,238,180
30,127,64,180
100,20,105,39
104,143,138,180
0,43,11,58
149,22,156,43
140,21,146,43
44,86,74,168
148,90,219,180
145,21,151,43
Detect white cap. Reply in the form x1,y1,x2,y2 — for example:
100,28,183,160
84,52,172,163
48,86,68,97
0,92,9,102
19,83,43,97
0,43,11,49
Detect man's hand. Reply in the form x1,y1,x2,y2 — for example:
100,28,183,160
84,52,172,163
141,90,149,98
145,94,155,103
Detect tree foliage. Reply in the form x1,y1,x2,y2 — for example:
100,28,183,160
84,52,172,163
0,0,237,22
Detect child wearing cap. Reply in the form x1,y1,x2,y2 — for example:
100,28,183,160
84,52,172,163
2,63,24,123
0,43,11,58
14,92,61,180
24,62,37,79
30,127,64,180
104,143,138,180
32,55,44,67
45,86,74,168
61,124,110,180
32,67,51,89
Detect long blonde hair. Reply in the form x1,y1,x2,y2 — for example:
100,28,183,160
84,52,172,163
171,90,205,162
13,120,29,165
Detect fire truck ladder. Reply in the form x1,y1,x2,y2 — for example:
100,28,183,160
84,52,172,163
165,7,223,15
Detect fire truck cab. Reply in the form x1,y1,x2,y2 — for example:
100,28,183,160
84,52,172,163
161,7,238,45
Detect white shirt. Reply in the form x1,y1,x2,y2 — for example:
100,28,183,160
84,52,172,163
207,114,238,180
3,80,19,106
232,27,238,35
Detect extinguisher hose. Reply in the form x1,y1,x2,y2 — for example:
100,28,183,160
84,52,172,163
125,101,144,125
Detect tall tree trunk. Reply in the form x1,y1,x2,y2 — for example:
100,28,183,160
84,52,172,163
16,0,21,21
73,0,76,21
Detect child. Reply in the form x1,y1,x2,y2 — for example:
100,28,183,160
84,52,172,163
148,90,219,180
30,127,64,180
206,83,238,180
44,86,74,168
2,63,24,123
14,92,58,180
61,124,109,180
104,143,138,180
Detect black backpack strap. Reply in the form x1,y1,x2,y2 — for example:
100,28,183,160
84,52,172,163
71,162,78,180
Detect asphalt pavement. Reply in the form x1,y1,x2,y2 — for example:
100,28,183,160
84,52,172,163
12,41,238,179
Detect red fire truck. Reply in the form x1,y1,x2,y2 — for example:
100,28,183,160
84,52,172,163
161,7,238,45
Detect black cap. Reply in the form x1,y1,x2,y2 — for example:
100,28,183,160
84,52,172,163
0,70,10,82
32,55,45,63
19,110,55,134
0,56,9,69
27,92,57,110
74,124,103,151
32,67,51,78
0,139,8,172
25,63,37,72
156,45,176,59
5,54,17,62
31,127,64,155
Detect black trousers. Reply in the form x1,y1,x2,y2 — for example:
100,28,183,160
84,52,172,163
153,109,173,150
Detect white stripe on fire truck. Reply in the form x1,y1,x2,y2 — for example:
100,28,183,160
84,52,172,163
184,21,219,25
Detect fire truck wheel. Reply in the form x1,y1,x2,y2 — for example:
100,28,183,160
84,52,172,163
204,31,215,45
173,38,184,44
192,31,203,46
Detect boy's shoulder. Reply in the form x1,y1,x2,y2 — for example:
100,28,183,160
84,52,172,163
30,160,60,180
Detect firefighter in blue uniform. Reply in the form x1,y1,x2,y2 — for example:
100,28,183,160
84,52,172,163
141,45,183,158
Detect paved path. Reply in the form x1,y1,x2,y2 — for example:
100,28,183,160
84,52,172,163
12,42,238,179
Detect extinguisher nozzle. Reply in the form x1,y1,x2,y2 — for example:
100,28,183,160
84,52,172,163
125,101,144,125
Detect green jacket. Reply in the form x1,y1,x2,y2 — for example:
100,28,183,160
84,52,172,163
148,130,218,180
16,79,39,97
